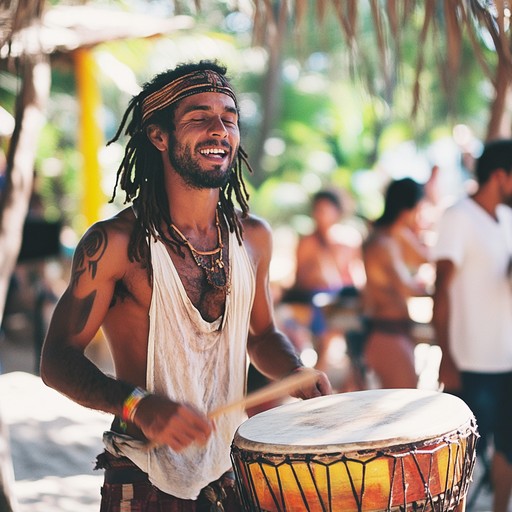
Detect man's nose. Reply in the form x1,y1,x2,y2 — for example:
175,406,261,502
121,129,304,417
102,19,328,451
208,116,228,137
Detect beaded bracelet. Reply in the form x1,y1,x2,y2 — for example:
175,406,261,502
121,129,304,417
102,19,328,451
121,387,150,424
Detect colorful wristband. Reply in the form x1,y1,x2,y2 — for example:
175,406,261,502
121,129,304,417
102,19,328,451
121,387,150,423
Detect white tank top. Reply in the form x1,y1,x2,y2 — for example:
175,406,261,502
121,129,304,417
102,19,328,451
104,227,255,499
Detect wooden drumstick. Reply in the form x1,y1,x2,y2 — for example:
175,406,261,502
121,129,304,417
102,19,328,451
208,370,317,419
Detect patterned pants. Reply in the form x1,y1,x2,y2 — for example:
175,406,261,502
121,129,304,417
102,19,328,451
95,451,242,512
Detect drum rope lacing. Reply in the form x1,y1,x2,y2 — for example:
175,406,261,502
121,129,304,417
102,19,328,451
231,418,479,512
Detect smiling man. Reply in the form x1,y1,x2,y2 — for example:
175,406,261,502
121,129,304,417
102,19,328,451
40,61,331,511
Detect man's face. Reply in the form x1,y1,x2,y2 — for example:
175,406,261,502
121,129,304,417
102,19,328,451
168,92,240,189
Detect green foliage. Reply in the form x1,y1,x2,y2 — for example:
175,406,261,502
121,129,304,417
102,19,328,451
22,0,499,233
35,122,82,225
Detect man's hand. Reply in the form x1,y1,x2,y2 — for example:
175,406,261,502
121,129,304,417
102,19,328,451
438,356,461,394
133,394,213,451
289,367,333,400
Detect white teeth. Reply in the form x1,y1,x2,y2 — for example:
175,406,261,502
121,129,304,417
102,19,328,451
200,148,226,155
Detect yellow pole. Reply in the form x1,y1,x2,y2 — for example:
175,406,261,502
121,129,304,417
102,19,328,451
75,48,104,231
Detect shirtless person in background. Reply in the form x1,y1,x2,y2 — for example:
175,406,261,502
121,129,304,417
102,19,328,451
362,178,430,389
295,190,364,293
286,189,364,371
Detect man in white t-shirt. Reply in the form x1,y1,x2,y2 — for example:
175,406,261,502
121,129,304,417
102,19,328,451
433,138,512,512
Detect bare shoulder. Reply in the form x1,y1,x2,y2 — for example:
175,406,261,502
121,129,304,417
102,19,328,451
98,207,135,239
73,207,136,282
363,229,391,250
297,232,316,246
239,212,273,265
363,229,395,261
240,212,272,241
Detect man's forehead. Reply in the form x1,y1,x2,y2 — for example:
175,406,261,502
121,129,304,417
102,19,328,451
176,91,238,113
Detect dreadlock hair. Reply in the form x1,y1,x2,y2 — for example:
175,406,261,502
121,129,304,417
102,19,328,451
107,60,253,276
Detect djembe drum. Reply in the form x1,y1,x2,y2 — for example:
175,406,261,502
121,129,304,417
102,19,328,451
231,389,478,511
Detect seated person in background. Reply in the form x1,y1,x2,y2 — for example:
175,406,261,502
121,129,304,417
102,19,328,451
361,178,430,389
282,189,365,372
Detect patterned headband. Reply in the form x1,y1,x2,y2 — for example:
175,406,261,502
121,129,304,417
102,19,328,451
141,69,238,124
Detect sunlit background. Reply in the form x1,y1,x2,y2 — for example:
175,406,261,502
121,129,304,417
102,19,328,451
1,1,508,510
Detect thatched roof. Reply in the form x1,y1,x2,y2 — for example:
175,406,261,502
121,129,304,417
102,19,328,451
1,3,194,57
246,1,512,133
2,1,511,79
0,0,45,51
249,1,512,106
2,0,511,134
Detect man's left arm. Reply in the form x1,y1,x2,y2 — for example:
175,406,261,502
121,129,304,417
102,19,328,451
245,216,332,399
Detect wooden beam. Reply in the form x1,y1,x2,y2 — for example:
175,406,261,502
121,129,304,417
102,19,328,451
75,47,103,231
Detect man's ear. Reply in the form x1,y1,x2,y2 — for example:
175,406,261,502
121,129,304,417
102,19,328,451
146,124,168,152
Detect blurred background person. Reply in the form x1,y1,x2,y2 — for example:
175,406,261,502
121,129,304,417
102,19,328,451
282,188,365,373
432,139,512,512
361,177,430,389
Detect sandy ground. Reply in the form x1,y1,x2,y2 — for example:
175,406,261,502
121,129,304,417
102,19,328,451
0,371,110,512
0,309,113,512
0,304,497,512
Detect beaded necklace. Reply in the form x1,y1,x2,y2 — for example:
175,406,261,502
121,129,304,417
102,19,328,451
170,209,230,292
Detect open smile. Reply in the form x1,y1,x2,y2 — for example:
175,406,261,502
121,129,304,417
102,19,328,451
199,147,229,160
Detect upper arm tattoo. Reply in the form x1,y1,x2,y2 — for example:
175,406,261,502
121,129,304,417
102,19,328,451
73,291,97,335
72,226,108,289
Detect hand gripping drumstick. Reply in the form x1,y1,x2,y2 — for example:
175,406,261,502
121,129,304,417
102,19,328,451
208,370,317,419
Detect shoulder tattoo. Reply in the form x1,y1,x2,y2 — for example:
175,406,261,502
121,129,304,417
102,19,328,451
72,226,108,289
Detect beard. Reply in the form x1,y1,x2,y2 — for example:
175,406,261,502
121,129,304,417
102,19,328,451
169,139,237,190
501,191,512,207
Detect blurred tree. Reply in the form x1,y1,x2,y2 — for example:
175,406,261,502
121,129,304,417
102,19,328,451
0,1,49,329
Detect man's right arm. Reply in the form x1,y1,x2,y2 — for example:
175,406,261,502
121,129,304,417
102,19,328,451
40,221,134,415
40,220,213,450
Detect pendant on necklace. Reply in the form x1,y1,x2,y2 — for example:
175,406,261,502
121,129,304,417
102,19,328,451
169,209,230,293
208,264,228,290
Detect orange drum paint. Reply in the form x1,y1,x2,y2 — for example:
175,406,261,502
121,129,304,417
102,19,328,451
231,390,477,511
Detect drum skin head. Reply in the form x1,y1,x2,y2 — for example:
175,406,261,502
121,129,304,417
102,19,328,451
234,389,475,454
232,389,478,511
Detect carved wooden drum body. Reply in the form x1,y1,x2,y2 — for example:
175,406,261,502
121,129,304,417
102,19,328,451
231,389,478,512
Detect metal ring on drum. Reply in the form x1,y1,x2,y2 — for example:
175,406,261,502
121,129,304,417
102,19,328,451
231,388,478,512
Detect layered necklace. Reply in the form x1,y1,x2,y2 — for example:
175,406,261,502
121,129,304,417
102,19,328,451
170,209,230,293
